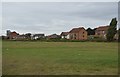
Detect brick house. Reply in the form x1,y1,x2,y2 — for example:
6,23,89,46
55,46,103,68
47,34,60,39
95,26,109,39
15,35,27,40
9,31,19,39
60,32,69,39
69,27,87,40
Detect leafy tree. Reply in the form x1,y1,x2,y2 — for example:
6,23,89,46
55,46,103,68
118,28,120,42
106,18,117,41
86,28,95,35
25,33,31,39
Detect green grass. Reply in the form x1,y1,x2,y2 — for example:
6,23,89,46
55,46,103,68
2,41,118,75
0,40,2,75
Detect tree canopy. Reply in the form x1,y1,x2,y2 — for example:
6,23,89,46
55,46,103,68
86,28,96,35
106,18,117,41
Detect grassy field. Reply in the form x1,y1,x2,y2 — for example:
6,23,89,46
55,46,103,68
0,40,2,75
2,41,118,75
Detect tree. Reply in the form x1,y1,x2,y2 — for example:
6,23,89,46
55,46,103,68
118,28,120,42
25,33,31,39
86,28,95,35
106,18,117,41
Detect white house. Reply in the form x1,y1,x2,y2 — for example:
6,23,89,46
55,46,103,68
60,32,69,39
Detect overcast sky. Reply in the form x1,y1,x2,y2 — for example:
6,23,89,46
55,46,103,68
2,2,118,36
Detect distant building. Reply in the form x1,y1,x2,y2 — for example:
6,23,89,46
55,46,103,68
6,30,19,40
95,26,109,39
32,34,45,40
69,27,87,40
15,35,27,40
60,32,69,39
47,34,60,39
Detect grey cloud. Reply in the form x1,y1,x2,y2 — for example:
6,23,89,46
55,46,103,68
2,2,118,35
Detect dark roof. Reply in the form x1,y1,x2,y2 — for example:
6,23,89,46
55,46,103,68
96,26,109,31
47,34,60,38
69,27,85,33
10,31,19,35
48,34,59,37
33,34,44,37
60,32,69,36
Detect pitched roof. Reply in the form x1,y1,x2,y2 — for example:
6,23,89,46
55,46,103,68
69,27,85,33
10,31,19,35
47,34,60,38
96,26,109,31
33,34,44,37
60,32,69,36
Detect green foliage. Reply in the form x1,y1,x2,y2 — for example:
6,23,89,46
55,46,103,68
87,36,107,42
106,18,117,41
25,33,31,39
86,28,96,35
118,28,120,42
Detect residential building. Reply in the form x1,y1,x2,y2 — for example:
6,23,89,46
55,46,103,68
69,27,87,40
95,26,109,39
6,30,19,39
15,35,27,40
47,34,60,39
60,32,69,39
32,34,45,40
9,32,19,39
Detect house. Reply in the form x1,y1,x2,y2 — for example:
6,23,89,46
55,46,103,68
69,27,87,40
47,34,60,39
6,30,19,39
95,26,109,39
32,34,45,40
60,32,69,39
9,31,19,40
15,35,27,40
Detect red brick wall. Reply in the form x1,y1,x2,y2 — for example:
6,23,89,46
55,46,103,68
69,29,87,40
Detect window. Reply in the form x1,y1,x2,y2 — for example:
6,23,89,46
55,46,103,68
83,35,84,38
70,35,73,39
74,34,76,39
83,32,84,34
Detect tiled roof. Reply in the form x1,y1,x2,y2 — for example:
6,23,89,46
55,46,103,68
60,32,69,36
69,27,85,33
96,26,109,31
10,31,19,35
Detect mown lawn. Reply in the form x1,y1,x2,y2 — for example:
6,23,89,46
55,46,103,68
2,41,118,75
0,40,2,75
